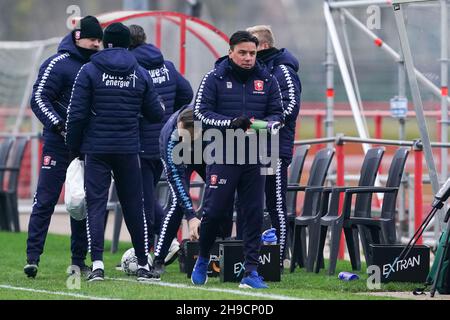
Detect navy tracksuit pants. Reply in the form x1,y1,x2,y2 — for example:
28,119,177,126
199,164,265,274
235,158,289,268
265,158,289,267
84,153,148,266
140,157,164,246
154,163,205,262
26,143,88,266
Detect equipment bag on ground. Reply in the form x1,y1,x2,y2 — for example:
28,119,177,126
64,158,86,221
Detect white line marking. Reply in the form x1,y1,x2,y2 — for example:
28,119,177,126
0,284,119,300
107,277,301,300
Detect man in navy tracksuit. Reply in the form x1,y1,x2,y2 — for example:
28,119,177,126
152,105,204,275
65,23,165,282
129,25,193,256
247,25,301,270
24,16,103,278
191,31,283,289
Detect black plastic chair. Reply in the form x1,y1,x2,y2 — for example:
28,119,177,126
319,147,409,275
0,138,14,230
311,147,385,274
344,148,409,264
286,145,311,218
0,138,28,232
288,147,335,272
284,145,310,260
156,171,170,211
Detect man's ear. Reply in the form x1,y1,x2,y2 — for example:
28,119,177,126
228,48,233,56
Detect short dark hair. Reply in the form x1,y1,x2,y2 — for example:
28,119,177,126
229,31,259,50
129,24,147,49
177,107,194,130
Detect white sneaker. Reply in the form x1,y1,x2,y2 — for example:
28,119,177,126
164,238,180,266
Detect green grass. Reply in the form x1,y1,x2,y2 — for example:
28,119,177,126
0,232,421,300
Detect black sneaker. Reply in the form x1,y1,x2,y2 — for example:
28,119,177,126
153,259,165,276
67,264,92,278
24,261,39,278
80,265,92,277
136,267,160,282
87,268,104,282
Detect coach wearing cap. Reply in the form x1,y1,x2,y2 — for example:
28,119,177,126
25,15,103,279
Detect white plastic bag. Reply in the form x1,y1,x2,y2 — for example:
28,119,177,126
64,158,86,221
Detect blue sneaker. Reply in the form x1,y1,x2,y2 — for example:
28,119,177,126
239,271,268,289
191,256,209,285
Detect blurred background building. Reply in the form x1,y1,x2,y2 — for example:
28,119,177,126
1,0,445,103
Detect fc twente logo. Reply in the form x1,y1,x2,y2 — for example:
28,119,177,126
254,80,264,91
43,156,51,166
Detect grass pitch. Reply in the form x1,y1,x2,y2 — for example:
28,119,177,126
0,232,421,300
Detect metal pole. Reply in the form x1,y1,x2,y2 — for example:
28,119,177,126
340,11,370,134
325,32,335,147
398,11,407,240
408,175,415,239
155,15,162,48
413,141,424,245
342,9,450,106
393,4,441,227
329,0,392,9
336,138,346,260
440,0,449,237
324,2,371,153
179,16,187,76
315,114,324,151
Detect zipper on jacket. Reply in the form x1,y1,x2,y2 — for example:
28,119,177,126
242,83,246,116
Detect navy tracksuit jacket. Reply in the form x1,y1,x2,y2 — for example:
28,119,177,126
153,105,206,262
26,32,91,266
262,49,301,267
130,44,193,245
65,47,164,266
255,48,302,267
194,57,284,274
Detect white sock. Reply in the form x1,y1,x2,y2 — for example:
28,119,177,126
138,264,149,271
93,260,104,271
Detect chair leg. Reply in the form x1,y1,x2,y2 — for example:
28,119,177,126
111,205,123,254
306,222,321,272
315,225,328,273
10,193,20,232
328,220,343,275
3,195,14,232
370,227,381,245
344,227,360,271
299,226,307,268
290,225,301,273
352,228,361,270
357,225,372,267
290,224,300,273
0,195,8,230
380,222,396,244
284,219,294,262
290,224,306,272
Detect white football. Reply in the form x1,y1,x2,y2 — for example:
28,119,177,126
121,248,138,275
